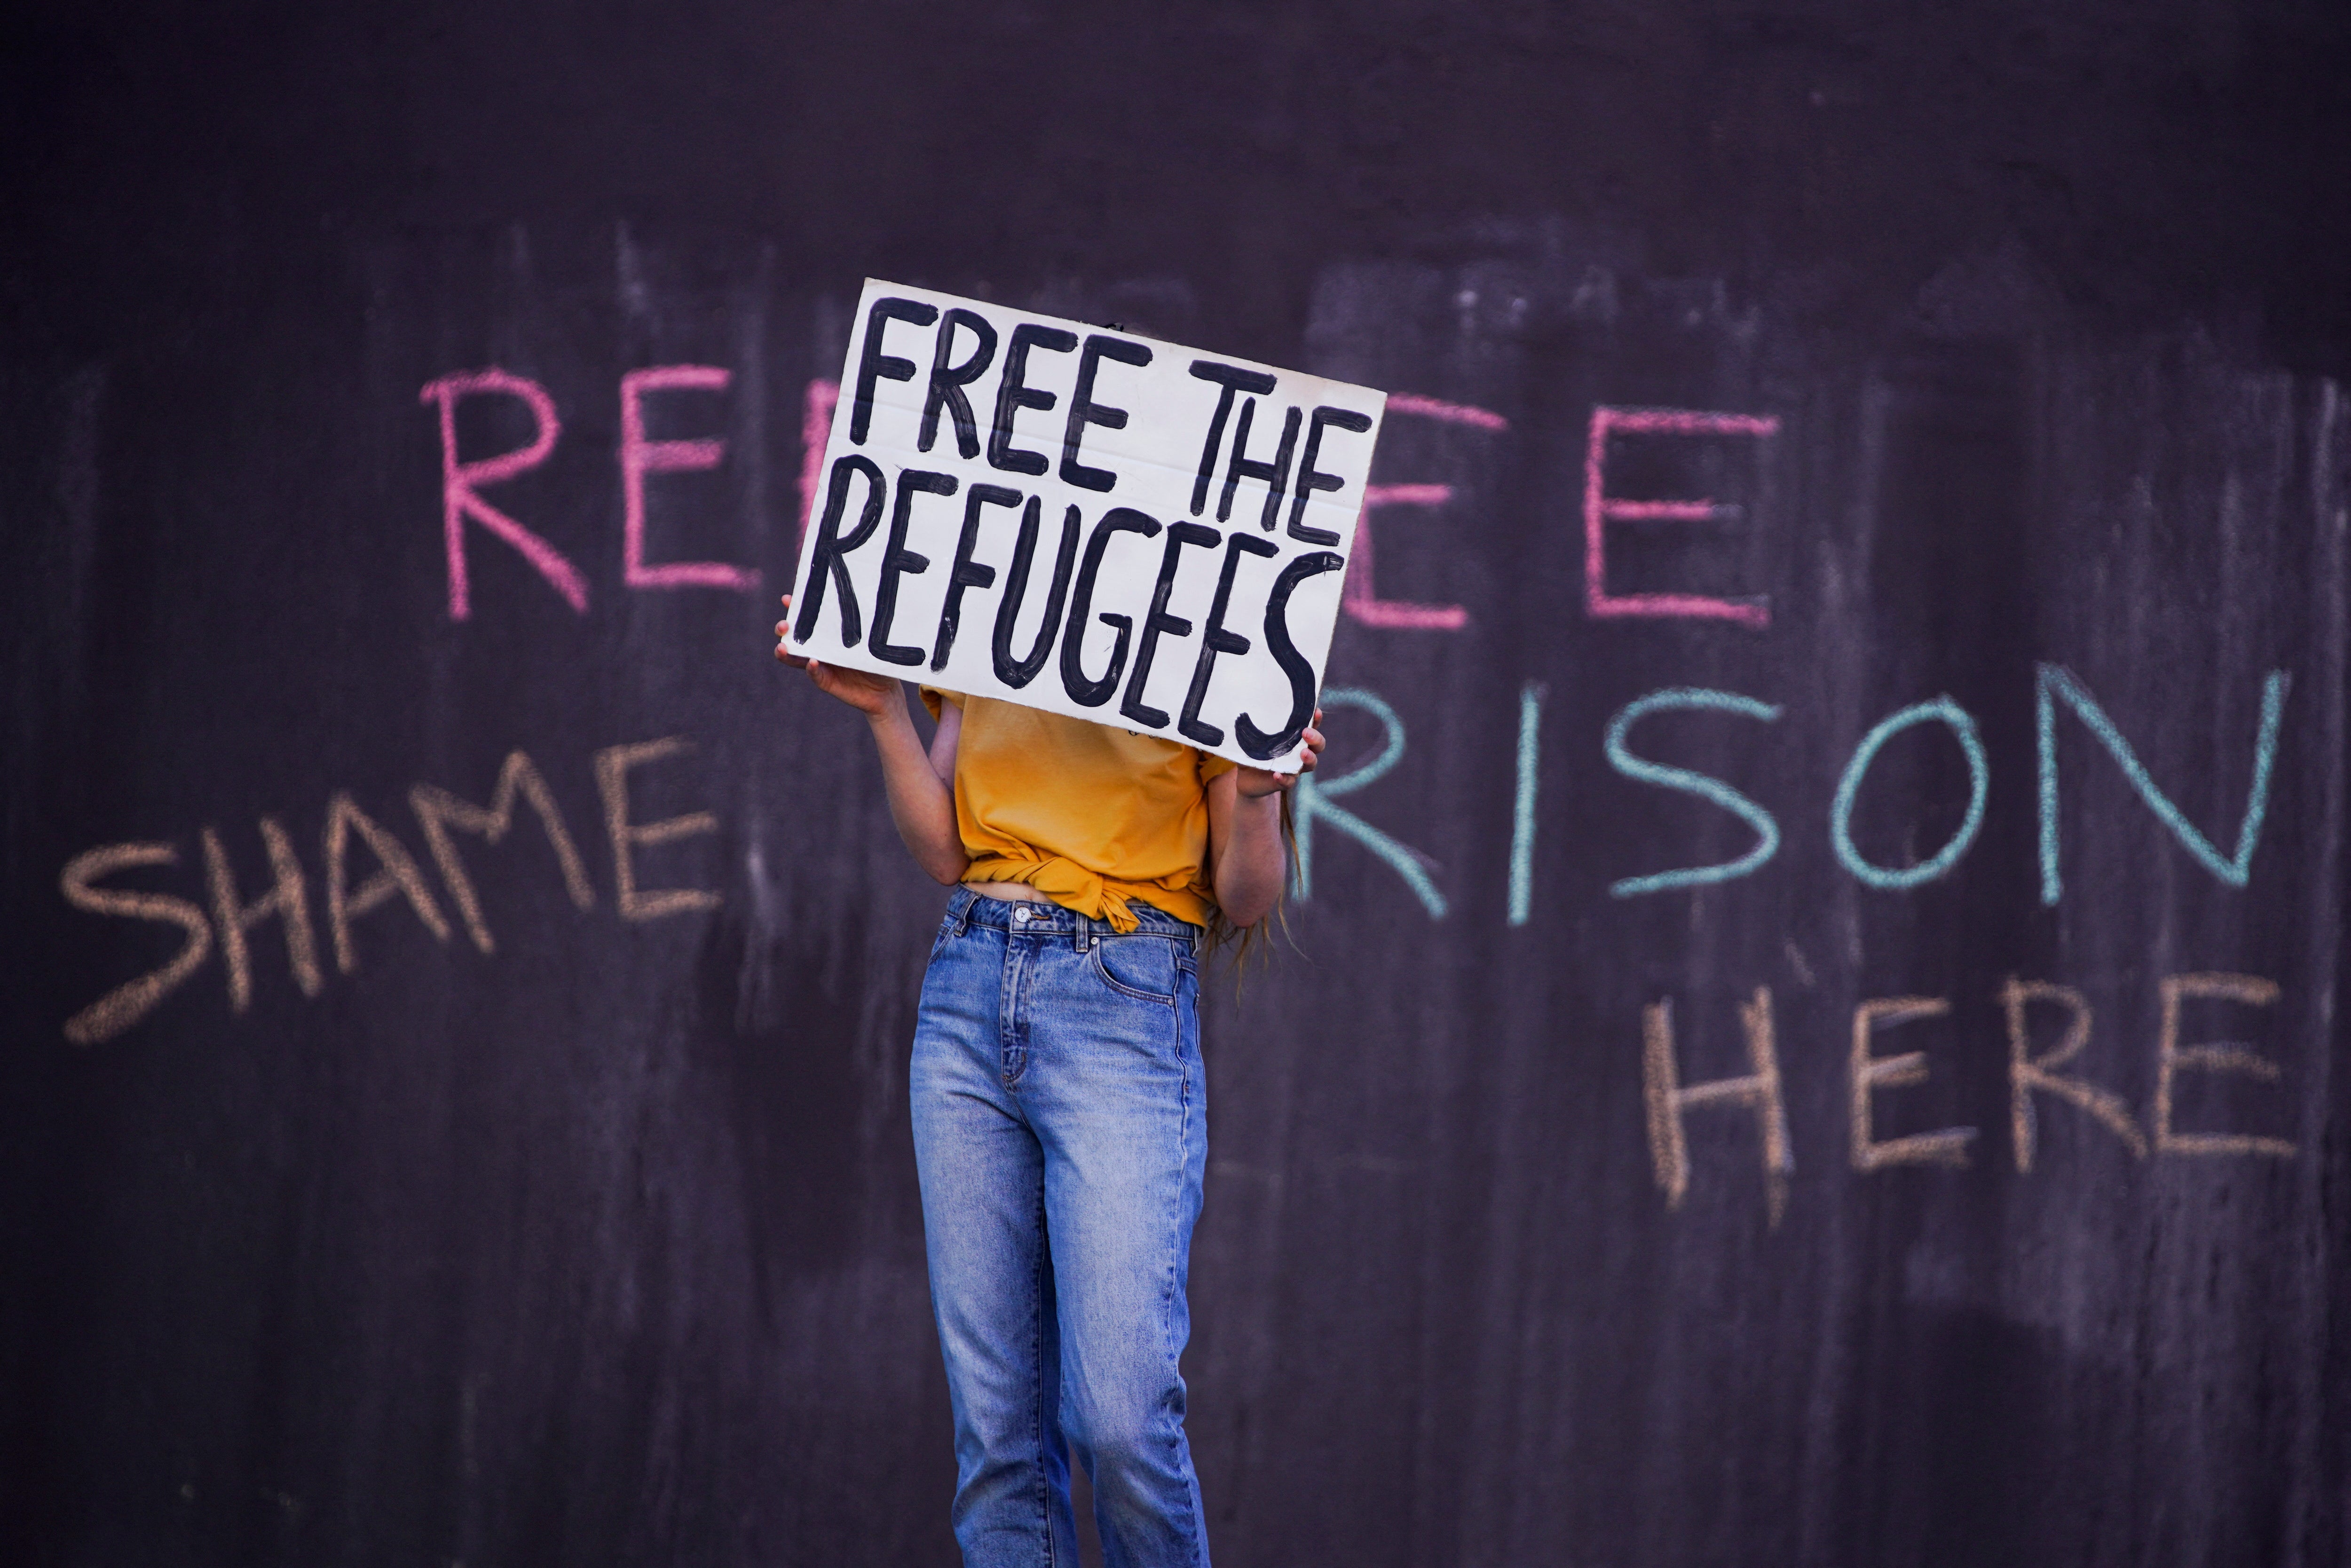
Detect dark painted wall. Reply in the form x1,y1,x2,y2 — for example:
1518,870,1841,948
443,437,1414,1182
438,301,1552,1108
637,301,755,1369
4,4,2346,1564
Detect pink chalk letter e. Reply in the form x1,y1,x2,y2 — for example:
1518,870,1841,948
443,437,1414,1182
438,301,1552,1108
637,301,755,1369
621,366,758,591
1341,392,1509,631
1584,407,1779,627
420,370,586,621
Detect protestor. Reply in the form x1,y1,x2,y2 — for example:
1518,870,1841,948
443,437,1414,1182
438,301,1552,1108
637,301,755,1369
776,593,1319,1568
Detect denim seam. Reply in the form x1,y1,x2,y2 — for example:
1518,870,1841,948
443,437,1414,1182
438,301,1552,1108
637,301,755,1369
1030,1179,1056,1568
1168,1002,1203,1567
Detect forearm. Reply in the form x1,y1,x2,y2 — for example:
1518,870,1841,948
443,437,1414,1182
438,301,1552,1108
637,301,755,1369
1213,790,1287,926
867,700,969,884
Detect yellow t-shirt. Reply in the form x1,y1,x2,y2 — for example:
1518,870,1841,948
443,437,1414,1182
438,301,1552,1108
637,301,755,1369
922,690,1236,930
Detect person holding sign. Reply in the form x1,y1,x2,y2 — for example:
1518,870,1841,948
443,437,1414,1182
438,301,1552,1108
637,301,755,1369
777,594,1320,1568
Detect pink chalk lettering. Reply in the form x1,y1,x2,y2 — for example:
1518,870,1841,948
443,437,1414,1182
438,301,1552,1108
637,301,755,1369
1334,393,1508,632
1385,392,1511,432
420,370,587,621
1345,484,1469,630
620,366,758,591
1583,406,1779,627
797,378,840,551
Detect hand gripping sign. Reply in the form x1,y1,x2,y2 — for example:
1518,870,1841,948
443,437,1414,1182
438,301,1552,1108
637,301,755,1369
783,280,1387,772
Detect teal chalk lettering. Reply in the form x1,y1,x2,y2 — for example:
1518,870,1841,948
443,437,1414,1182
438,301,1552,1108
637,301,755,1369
2036,665,2289,906
1293,686,1447,919
1509,682,1545,925
1830,697,1989,890
1605,688,1784,898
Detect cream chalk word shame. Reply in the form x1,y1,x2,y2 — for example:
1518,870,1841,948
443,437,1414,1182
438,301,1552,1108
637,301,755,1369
56,738,719,1046
784,280,1388,772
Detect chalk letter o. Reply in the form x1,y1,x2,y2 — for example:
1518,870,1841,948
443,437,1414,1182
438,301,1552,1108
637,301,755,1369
1830,697,1988,890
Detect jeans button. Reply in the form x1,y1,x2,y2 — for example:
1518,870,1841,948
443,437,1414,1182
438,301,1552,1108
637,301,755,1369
1014,908,1028,923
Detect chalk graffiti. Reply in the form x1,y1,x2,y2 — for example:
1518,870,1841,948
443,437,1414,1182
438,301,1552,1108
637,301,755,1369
59,740,718,1045
1583,407,1778,627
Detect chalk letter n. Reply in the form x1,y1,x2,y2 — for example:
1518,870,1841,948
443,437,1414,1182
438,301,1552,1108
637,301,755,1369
2035,664,2288,905
420,370,587,620
1642,988,1793,1224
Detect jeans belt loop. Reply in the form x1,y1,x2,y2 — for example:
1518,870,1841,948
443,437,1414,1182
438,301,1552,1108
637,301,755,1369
952,889,973,938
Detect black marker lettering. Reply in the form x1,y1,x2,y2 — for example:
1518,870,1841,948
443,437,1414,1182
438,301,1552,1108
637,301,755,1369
1187,361,1277,515
869,469,958,667
1218,399,1302,531
793,455,889,645
1234,550,1344,761
1058,506,1161,708
1178,531,1278,748
931,482,1017,671
987,323,1078,476
850,296,938,444
992,499,1081,689
1120,521,1220,730
917,308,1000,458
1059,333,1154,493
1286,405,1373,544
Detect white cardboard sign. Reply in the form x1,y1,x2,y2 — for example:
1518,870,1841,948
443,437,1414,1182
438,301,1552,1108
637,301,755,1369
784,279,1387,772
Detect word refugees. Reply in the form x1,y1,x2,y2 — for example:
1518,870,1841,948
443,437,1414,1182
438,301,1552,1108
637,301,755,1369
786,282,1387,771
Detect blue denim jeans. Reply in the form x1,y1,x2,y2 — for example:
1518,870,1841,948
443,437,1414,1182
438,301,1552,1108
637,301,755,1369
910,885,1211,1568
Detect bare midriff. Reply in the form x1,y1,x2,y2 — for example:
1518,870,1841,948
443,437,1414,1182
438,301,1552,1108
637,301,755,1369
964,880,1045,905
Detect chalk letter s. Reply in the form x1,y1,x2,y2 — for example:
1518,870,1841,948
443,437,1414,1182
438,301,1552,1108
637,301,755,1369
1605,688,1783,897
60,843,214,1045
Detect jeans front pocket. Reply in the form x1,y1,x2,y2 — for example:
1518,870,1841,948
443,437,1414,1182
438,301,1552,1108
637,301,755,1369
1089,934,1183,1006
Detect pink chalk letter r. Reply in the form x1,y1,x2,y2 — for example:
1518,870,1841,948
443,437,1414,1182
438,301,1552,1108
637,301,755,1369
621,366,758,591
797,378,840,552
420,370,587,621
1584,407,1779,627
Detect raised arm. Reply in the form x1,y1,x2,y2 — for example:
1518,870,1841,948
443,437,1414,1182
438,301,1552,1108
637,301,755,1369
777,597,969,885
1206,712,1324,928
